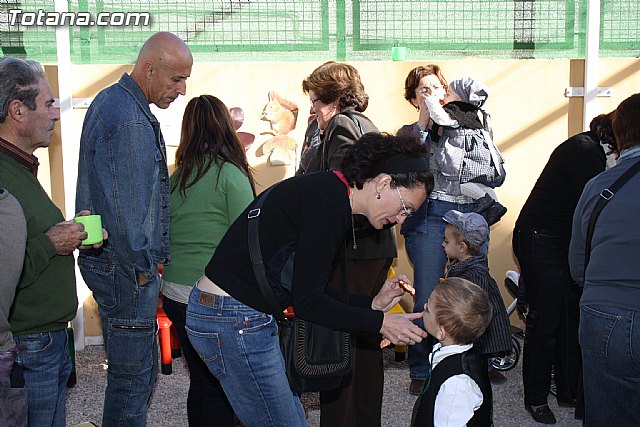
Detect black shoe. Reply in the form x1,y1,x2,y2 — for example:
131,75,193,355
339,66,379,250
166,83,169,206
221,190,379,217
526,404,557,424
488,369,507,384
485,202,508,226
409,379,425,396
474,194,495,213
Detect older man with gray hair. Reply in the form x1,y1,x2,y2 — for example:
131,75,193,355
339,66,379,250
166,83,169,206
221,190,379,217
0,57,88,427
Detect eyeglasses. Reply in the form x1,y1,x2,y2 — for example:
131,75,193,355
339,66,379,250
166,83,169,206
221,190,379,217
417,85,443,95
310,97,320,106
395,187,413,217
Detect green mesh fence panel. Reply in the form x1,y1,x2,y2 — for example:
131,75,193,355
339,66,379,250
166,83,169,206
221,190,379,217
1,0,56,61
352,0,585,59
600,0,640,56
66,0,330,63
0,0,638,63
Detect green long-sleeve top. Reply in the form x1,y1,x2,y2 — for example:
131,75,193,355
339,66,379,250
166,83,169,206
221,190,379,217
161,159,254,301
0,152,77,335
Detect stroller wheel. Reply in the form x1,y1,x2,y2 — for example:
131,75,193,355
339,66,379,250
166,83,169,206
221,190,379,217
492,336,521,371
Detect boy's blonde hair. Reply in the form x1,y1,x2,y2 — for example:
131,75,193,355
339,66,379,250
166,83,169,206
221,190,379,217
431,277,492,344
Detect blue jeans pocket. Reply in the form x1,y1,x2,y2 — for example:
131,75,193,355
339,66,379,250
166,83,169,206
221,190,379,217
185,326,225,376
106,318,156,375
240,313,274,334
78,255,117,309
15,333,53,356
579,305,619,357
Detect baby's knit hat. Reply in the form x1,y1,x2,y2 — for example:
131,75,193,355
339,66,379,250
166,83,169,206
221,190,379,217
449,77,489,109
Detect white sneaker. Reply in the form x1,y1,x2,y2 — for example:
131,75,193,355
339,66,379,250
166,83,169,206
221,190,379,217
505,270,520,286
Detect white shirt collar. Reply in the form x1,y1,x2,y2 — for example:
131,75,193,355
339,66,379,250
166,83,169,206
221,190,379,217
429,342,474,369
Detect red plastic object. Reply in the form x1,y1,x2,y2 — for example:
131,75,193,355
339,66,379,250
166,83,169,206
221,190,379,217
156,307,173,375
283,306,295,318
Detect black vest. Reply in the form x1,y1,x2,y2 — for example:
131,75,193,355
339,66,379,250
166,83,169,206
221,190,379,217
411,347,491,427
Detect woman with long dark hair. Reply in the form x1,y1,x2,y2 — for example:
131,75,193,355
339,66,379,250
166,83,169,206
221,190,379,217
161,95,255,426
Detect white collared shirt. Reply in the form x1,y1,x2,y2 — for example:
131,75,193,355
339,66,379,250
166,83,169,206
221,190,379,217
430,343,484,427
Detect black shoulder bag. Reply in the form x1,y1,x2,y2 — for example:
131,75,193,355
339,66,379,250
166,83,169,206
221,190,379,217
247,186,352,394
583,158,640,277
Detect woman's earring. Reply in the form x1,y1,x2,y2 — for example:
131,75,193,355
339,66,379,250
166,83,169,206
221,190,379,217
376,193,381,199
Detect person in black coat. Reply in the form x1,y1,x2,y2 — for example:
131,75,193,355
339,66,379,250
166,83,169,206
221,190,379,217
512,113,616,424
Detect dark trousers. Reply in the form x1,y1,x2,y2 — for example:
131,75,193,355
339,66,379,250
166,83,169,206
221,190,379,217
319,258,392,427
162,295,236,427
513,226,581,406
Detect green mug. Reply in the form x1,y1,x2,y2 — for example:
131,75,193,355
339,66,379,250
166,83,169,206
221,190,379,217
73,215,103,245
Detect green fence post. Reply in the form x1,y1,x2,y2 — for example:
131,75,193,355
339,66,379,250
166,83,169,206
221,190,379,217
336,0,346,61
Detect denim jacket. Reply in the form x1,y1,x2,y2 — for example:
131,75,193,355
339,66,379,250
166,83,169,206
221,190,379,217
76,73,170,284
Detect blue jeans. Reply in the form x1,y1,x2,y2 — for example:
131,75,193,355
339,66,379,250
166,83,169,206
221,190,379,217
403,198,477,380
14,330,71,427
185,284,307,427
78,255,159,427
579,304,640,426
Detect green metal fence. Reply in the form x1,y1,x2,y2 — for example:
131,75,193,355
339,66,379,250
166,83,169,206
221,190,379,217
0,0,638,63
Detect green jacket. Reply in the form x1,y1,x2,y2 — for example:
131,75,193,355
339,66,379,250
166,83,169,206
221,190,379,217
0,152,77,335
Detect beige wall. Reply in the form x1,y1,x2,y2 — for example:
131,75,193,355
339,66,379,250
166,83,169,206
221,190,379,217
42,58,640,338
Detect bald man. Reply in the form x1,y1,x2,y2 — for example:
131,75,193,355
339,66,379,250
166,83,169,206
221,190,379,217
76,32,192,426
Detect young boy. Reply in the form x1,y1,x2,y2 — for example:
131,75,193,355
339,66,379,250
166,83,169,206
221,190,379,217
424,77,507,225
442,210,513,384
411,277,492,427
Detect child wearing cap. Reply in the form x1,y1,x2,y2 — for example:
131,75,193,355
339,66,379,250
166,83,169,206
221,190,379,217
424,77,507,225
411,277,492,427
441,210,513,418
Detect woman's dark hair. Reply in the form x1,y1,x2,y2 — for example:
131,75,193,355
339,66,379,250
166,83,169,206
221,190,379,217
612,93,640,151
302,61,369,112
340,133,433,195
172,95,256,196
590,112,616,152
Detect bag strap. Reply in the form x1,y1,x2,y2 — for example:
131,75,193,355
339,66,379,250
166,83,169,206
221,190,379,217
583,158,640,277
247,185,285,321
248,182,349,322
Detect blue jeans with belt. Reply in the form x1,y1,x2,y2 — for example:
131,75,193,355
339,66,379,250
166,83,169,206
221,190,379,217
579,304,640,426
402,198,478,380
185,284,306,427
15,329,71,427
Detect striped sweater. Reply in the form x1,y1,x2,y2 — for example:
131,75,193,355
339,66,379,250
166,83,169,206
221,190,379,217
447,255,512,354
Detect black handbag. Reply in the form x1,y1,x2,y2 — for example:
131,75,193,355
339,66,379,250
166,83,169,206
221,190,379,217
247,185,352,394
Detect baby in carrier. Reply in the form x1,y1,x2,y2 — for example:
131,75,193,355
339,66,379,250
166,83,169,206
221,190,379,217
424,76,507,225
